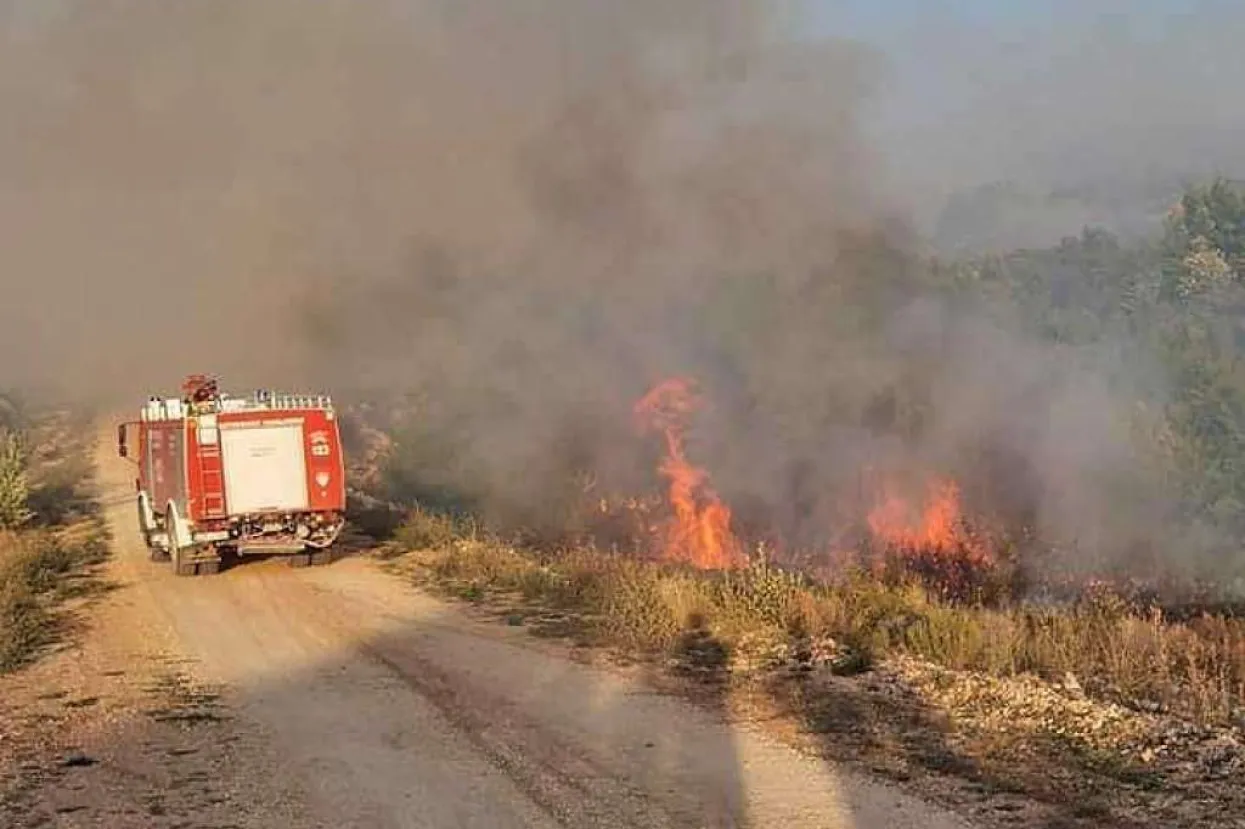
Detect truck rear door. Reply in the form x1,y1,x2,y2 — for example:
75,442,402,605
219,420,311,514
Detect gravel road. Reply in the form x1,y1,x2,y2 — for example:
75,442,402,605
0,428,979,829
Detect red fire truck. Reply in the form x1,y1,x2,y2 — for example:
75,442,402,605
117,375,348,576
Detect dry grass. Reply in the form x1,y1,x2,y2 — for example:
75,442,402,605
0,409,107,673
390,521,1245,825
392,510,1245,727
0,528,107,672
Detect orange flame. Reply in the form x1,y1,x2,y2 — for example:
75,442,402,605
867,477,992,569
634,378,744,570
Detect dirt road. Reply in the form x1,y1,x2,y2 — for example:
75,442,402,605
0,429,980,828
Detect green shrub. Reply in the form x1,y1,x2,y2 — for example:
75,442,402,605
0,430,33,529
0,530,87,671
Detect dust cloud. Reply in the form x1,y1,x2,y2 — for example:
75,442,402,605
0,2,1194,577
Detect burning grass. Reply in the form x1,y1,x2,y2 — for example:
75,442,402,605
371,378,1245,724
364,376,1245,824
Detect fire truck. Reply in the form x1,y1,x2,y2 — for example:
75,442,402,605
117,375,348,576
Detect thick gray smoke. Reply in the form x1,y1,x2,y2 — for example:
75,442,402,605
0,2,1188,577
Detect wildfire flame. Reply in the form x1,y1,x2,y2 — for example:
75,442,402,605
866,477,994,581
634,378,745,570
631,379,995,584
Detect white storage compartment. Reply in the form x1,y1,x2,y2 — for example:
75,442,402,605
220,422,310,514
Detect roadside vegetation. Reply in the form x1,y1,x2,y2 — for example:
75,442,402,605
358,179,1245,730
391,509,1245,727
0,396,108,672
346,179,1245,827
370,510,1244,827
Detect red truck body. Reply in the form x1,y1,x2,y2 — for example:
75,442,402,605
118,375,347,576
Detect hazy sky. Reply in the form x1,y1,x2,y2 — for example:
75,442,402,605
808,0,1245,228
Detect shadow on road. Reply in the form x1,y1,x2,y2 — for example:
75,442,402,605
0,541,992,829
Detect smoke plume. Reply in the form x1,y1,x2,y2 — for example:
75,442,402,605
848,2,1245,249
0,2,1191,577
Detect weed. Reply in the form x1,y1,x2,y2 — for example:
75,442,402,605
395,519,1245,726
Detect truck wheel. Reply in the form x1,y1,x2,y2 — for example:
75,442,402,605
172,546,197,577
136,493,155,546
167,504,193,576
172,544,221,577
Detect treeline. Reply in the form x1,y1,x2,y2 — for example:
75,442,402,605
930,179,1245,575
368,179,1245,584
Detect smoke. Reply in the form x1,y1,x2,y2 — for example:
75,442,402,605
0,2,1197,577
846,2,1245,249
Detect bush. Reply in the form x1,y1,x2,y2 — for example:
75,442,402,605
0,430,33,530
0,575,39,671
0,530,87,671
395,507,465,552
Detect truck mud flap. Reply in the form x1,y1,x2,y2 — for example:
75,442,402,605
172,545,222,577
179,559,220,577
174,555,221,577
288,549,335,568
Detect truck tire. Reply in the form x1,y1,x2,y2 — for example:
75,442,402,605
138,493,169,560
172,545,221,577
166,503,200,577
173,550,198,577
137,493,154,540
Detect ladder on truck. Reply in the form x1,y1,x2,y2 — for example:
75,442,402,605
197,438,227,518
